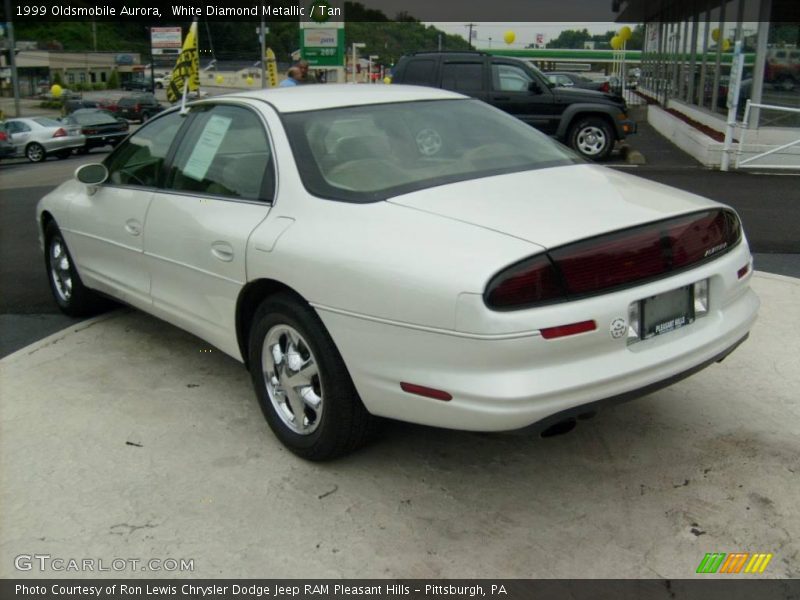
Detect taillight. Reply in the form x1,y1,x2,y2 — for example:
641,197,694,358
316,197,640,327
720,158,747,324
53,128,67,138
134,103,141,112
485,210,741,310
0,131,6,141
83,128,97,135
600,81,610,93
485,254,565,308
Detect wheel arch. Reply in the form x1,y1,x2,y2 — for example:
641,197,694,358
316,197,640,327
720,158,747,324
236,278,310,368
557,104,621,140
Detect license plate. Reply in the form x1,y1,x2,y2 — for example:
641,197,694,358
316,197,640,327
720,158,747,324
641,285,694,339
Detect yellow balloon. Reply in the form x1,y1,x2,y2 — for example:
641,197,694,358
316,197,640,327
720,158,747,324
50,84,63,98
246,76,254,86
503,30,516,45
722,38,731,51
383,76,392,84
610,36,622,50
215,74,224,84
619,26,632,41
712,28,720,42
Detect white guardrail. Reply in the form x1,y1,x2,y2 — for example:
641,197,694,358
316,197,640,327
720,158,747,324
734,100,800,171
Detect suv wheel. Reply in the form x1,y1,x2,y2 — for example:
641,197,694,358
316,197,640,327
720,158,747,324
568,117,614,161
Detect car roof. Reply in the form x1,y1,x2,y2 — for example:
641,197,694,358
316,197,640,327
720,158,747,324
225,84,465,113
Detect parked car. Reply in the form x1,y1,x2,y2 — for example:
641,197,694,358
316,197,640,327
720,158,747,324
122,78,153,92
154,73,171,89
116,93,165,123
3,117,85,162
545,71,612,93
391,51,635,160
0,124,16,160
62,99,100,116
61,109,129,152
36,86,758,460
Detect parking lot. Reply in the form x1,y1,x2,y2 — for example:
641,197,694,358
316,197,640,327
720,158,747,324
1,97,799,579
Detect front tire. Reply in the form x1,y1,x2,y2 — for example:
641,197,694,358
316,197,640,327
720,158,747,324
44,221,109,317
248,292,378,460
26,142,46,163
568,116,615,161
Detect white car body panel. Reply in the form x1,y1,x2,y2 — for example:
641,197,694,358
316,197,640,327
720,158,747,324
36,86,759,434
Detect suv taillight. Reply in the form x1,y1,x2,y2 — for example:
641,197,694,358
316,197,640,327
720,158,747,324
600,81,610,93
0,131,7,142
485,210,741,310
134,103,141,113
53,128,67,138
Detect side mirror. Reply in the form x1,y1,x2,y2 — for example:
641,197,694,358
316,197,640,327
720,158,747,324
75,163,108,192
528,81,542,94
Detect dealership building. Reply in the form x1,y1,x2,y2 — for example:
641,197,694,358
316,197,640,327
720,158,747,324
614,0,799,168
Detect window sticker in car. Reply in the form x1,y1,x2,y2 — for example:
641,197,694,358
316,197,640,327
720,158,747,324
182,114,232,181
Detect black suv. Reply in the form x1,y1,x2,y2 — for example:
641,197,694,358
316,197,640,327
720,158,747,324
117,93,164,123
392,52,636,160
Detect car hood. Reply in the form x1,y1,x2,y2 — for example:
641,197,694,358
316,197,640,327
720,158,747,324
552,86,623,105
386,164,723,249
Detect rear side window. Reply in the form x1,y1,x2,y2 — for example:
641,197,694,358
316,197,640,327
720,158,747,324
402,59,436,86
166,104,275,202
441,63,483,92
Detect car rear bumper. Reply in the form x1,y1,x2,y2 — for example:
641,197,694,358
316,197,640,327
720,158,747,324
316,243,758,432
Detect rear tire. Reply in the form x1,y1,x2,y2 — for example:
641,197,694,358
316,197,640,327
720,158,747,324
568,116,615,161
44,221,110,317
55,149,72,160
247,292,379,460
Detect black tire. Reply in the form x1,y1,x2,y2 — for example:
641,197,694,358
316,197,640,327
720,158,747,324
26,142,46,163
44,221,109,317
568,116,615,161
55,149,73,160
76,147,90,155
248,292,379,460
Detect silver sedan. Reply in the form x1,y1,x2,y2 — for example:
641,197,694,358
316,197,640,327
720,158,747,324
2,117,85,163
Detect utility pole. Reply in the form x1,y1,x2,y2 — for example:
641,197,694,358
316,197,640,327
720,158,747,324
438,33,442,51
259,2,266,89
5,0,21,116
465,23,475,50
92,22,97,52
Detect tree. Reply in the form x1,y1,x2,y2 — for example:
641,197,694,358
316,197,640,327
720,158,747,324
546,29,591,49
106,69,119,90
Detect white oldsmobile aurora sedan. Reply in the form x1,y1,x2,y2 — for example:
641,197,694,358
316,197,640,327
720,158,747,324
37,85,759,460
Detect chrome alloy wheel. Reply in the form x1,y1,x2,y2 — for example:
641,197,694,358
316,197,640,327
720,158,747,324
575,125,608,156
262,324,323,435
49,238,73,302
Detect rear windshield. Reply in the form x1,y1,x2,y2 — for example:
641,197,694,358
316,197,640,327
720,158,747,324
33,118,62,127
118,98,138,107
283,98,579,203
71,112,119,125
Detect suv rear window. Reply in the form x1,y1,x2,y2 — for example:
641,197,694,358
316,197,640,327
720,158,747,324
402,59,436,86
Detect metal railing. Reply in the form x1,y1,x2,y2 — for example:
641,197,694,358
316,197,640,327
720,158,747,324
734,100,800,170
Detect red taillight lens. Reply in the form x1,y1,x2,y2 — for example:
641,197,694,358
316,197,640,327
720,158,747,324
600,81,610,93
485,254,565,309
0,131,7,141
485,210,741,310
541,320,597,340
83,128,97,135
53,128,67,138
400,382,452,401
134,104,141,112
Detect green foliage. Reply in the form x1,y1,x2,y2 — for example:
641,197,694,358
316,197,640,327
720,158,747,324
39,101,63,110
52,71,63,86
106,70,120,90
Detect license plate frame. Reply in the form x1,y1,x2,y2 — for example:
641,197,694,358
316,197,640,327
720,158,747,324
640,285,695,340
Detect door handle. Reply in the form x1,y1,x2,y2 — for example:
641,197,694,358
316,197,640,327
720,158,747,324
124,219,141,236
211,241,234,262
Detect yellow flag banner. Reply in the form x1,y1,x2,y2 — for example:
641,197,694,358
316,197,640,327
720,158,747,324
166,22,199,104
266,48,279,88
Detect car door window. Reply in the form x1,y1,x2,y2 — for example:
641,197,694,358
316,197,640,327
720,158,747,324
492,64,533,92
105,111,183,188
166,104,275,202
441,63,483,92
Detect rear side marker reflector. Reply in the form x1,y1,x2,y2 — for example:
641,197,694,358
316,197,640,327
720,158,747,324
400,382,452,402
738,263,750,279
540,320,597,340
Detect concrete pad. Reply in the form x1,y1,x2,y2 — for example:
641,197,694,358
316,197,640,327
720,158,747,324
1,273,798,579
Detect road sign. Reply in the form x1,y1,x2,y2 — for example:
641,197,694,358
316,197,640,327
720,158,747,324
151,27,182,50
